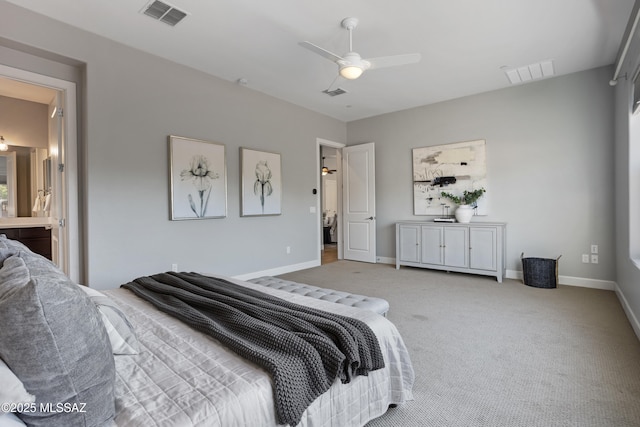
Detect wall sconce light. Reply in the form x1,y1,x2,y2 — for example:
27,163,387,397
0,136,8,152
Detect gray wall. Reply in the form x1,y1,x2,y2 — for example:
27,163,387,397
0,3,346,289
0,95,48,149
348,67,616,283
613,1,640,337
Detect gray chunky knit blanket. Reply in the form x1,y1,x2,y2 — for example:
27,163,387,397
121,272,385,426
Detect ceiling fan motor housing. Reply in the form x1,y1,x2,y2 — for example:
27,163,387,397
341,17,359,30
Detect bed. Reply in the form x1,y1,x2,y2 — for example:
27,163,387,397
0,235,414,427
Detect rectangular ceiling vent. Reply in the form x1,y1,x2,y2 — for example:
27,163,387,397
141,0,187,27
504,60,555,85
323,88,347,97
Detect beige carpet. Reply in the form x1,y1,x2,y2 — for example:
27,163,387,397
278,261,640,427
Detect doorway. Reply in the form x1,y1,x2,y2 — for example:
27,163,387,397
321,146,338,264
317,139,345,265
0,66,79,282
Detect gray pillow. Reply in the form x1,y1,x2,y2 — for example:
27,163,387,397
0,235,31,269
0,235,19,265
0,234,31,254
0,255,29,295
0,251,116,427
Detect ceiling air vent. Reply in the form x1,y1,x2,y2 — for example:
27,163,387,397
141,0,187,27
503,60,554,85
323,88,347,97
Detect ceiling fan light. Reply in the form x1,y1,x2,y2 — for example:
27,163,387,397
339,65,363,80
322,166,329,175
0,136,8,152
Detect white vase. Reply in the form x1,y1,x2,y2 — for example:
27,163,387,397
454,205,474,223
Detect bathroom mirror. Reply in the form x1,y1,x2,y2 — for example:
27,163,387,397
43,157,51,193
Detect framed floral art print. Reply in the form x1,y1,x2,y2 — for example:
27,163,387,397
240,148,282,216
169,135,227,220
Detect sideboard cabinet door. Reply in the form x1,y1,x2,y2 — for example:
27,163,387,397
397,224,421,263
469,226,497,271
420,225,444,265
443,226,468,268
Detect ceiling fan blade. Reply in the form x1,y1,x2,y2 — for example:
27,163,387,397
299,41,344,63
366,53,422,70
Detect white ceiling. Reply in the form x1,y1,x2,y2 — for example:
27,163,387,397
4,0,636,122
0,77,57,104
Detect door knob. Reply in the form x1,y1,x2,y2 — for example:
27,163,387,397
366,216,374,220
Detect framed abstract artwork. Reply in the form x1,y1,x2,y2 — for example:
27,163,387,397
240,148,282,216
169,135,227,220
412,139,488,216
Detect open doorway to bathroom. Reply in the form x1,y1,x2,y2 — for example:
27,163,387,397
0,66,79,282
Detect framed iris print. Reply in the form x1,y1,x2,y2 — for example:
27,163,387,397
240,148,282,216
169,135,227,220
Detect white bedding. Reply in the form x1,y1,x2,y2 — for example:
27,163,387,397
104,276,414,427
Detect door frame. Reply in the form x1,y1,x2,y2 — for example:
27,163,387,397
0,64,79,282
316,138,345,263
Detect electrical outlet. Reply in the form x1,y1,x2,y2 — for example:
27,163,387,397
582,254,590,263
171,263,178,272
591,244,598,254
286,246,291,254
591,254,599,264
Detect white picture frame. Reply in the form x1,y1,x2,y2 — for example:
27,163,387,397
169,135,227,220
240,148,282,216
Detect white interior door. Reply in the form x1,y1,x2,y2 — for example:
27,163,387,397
49,96,65,273
342,142,376,263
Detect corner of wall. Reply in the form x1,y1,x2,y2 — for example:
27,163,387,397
615,283,640,341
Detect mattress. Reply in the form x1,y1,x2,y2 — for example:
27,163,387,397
104,276,414,427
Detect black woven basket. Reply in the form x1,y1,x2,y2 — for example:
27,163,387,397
521,253,561,289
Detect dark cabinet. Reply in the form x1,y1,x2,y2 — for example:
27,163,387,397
1,227,52,260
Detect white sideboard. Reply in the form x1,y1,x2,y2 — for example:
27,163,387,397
396,221,507,282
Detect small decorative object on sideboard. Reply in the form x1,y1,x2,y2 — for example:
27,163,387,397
440,188,486,223
433,203,456,222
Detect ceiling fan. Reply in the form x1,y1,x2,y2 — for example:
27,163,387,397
321,157,336,175
300,17,421,80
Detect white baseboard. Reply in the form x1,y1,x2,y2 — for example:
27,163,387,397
377,256,395,265
506,270,615,290
615,284,640,341
233,260,320,281
380,258,615,290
